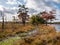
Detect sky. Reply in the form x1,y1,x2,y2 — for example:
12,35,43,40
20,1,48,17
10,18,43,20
0,0,60,22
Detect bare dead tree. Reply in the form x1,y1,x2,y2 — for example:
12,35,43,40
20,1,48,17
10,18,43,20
1,11,4,31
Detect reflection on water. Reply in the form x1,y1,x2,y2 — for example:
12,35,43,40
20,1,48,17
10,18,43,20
51,24,60,32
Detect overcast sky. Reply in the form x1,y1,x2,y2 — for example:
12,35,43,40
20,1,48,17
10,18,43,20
0,0,60,22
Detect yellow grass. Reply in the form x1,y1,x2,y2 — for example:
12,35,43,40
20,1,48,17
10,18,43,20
11,24,60,45
0,23,60,45
0,23,35,39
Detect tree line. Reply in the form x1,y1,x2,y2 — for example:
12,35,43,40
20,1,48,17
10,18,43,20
1,5,56,31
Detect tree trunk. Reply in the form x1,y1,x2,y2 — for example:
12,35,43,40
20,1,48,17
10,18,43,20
22,20,25,26
2,16,4,31
46,21,47,26
22,18,25,26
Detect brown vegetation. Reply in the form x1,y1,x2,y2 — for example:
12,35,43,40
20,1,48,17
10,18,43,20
12,24,60,45
0,23,60,45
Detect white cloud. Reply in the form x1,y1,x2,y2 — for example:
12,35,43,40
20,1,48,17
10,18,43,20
53,0,60,3
0,5,4,11
12,7,19,10
0,5,18,21
25,0,60,14
24,0,27,3
4,13,18,21
8,7,18,10
26,0,37,9
44,0,60,3
26,0,53,14
6,0,17,5
6,0,22,5
17,1,22,5
56,9,60,19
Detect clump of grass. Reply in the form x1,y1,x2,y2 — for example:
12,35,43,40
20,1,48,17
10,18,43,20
0,36,21,45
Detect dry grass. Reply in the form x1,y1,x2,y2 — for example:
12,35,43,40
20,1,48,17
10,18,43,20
12,24,60,45
0,23,60,45
0,23,35,41
0,23,35,32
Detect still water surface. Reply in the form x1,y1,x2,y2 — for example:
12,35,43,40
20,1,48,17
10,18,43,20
51,24,60,32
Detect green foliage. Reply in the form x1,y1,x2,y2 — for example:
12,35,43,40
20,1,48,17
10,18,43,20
0,36,21,45
30,15,46,25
